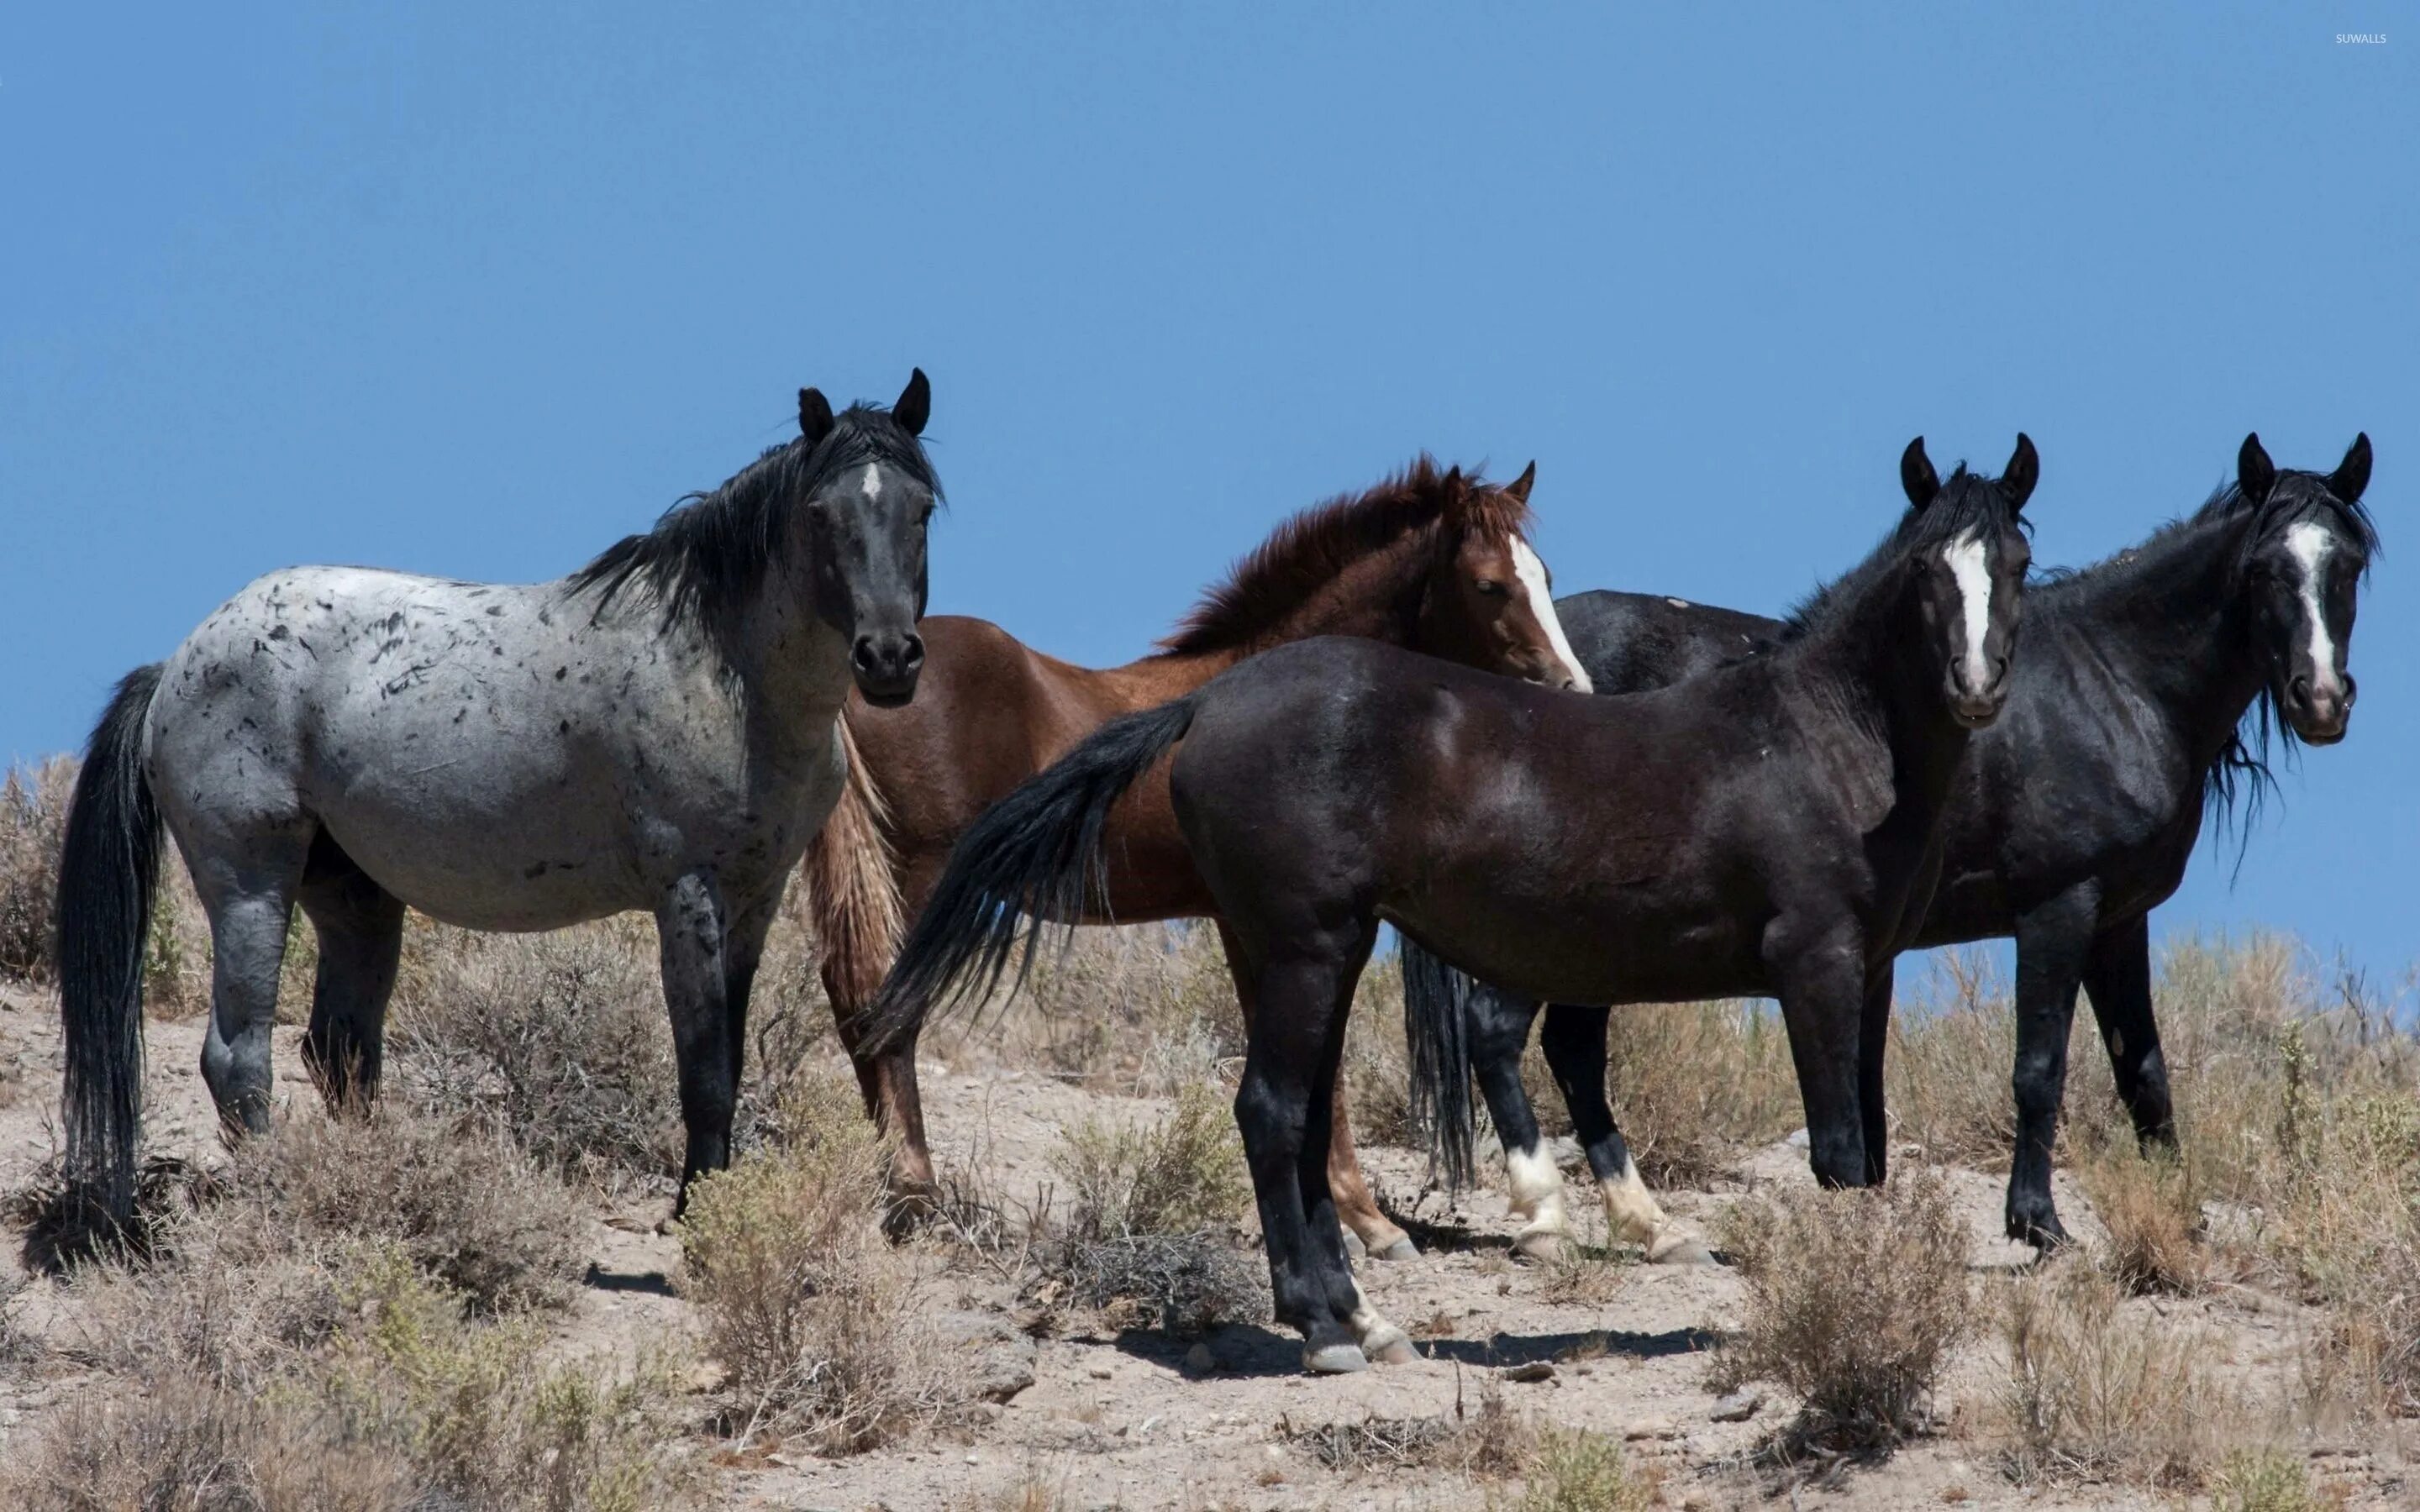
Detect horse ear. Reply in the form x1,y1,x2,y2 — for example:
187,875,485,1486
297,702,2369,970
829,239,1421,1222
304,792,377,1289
799,387,834,445
2238,433,2277,503
1901,437,1939,510
2328,433,2372,502
1503,461,1536,505
2002,433,2039,513
893,368,931,436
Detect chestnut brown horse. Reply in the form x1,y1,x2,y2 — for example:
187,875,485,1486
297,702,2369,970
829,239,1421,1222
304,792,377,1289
802,458,1591,1252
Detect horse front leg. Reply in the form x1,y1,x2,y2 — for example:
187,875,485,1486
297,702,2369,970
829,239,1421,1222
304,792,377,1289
1465,984,1571,1263
1765,921,1871,1189
2007,886,2098,1248
2081,913,2176,1153
824,869,939,1221
660,869,736,1218
1540,1003,1712,1264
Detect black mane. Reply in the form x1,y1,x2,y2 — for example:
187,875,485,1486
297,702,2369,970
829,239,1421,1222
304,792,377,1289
567,404,939,638
1778,465,2026,642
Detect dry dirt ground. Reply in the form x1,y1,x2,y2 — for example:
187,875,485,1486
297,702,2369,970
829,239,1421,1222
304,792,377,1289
0,983,2406,1511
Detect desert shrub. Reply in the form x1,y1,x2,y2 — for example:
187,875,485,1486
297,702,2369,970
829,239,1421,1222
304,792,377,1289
1051,1081,1248,1242
13,1252,692,1512
2212,1449,2327,1512
1342,951,1418,1148
1601,999,1800,1185
1032,1082,1262,1334
1517,1426,1660,1512
0,756,72,982
217,1102,587,1315
959,921,1242,1094
1714,1166,1974,1451
392,914,683,1187
677,1074,948,1452
1994,1260,2242,1488
2079,1143,2209,1294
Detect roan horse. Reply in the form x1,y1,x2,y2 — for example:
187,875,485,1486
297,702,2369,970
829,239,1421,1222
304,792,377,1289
1400,433,2376,1252
801,458,1591,1254
57,372,943,1223
868,438,2038,1371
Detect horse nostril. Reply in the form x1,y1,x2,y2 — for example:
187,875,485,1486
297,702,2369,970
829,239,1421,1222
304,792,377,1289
2342,675,2358,707
2288,675,2313,710
852,638,880,674
902,633,925,670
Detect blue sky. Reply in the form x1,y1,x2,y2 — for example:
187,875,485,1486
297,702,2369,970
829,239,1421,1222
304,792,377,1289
3,6,2413,980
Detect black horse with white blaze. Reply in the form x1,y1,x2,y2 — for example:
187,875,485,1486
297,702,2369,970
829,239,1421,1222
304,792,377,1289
1402,432,2375,1251
868,438,2038,1372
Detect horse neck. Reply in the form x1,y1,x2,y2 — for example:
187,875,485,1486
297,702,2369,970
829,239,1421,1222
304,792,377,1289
2054,518,2267,767
1112,524,1439,687
724,580,855,747
1786,566,1973,806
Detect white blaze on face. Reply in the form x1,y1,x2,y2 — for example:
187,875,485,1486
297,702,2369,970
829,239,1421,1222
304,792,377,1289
1508,537,1594,692
860,463,883,501
1943,530,1995,693
2286,522,2340,696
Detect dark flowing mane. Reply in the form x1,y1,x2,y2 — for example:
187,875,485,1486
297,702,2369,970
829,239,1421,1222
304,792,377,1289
1156,456,1532,656
1777,464,2027,642
567,404,939,636
2028,470,2380,842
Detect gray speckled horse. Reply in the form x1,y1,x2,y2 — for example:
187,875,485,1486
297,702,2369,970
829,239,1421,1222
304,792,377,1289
56,371,942,1221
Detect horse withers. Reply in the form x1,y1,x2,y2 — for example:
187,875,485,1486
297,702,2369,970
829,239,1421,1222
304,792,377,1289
1403,431,2377,1252
867,437,2039,1372
55,371,943,1224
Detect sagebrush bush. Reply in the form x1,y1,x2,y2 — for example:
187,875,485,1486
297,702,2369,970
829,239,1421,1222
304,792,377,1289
1714,1166,1974,1450
1600,999,1799,1185
677,1073,949,1452
1051,1080,1248,1242
0,756,71,982
219,1102,587,1314
1517,1426,1660,1512
958,921,1242,1095
1995,1260,2242,1488
12,1252,692,1512
2079,1143,2209,1295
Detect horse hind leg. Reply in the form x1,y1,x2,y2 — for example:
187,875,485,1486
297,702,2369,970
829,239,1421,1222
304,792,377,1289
1467,985,1575,1263
297,831,405,1110
660,869,737,1217
191,829,315,1140
1539,1004,1712,1266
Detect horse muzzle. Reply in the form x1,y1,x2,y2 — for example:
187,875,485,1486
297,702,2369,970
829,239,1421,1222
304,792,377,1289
851,629,926,708
2283,673,2354,746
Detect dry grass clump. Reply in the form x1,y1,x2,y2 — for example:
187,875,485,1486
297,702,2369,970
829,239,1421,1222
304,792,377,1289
1282,1379,1527,1479
1993,1259,2246,1489
216,1101,587,1314
11,1251,694,1512
0,756,72,982
1343,952,1419,1147
1600,999,1800,1186
2078,1144,2210,1295
677,1072,950,1452
1714,1166,1974,1452
955,921,1243,1095
1030,1082,1263,1335
1515,1425,1662,1512
392,914,684,1188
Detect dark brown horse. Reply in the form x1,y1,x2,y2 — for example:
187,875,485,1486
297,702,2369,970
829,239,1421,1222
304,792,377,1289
803,459,1590,1252
869,439,2039,1371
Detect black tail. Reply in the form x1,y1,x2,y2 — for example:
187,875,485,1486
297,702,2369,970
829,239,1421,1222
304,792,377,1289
865,693,1202,1051
56,664,166,1221
1401,935,1481,1191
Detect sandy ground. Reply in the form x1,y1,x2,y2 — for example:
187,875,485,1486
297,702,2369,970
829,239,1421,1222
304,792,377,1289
0,984,2407,1510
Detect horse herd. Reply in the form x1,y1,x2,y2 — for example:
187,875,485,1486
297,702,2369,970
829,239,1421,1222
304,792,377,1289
51,370,2375,1377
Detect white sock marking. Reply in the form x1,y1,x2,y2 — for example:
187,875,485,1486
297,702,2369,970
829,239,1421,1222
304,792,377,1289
2286,522,2339,696
1944,530,1994,693
860,463,883,500
1510,538,1593,692
1598,1153,1671,1247
1505,1142,1573,1239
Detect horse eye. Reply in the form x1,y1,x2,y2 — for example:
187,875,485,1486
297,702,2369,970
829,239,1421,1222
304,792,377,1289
1475,580,1507,596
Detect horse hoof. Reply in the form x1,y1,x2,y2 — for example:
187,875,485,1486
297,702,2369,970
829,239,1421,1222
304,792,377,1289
1341,1227,1368,1260
1514,1230,1576,1265
1371,1236,1421,1263
1304,1342,1371,1374
1647,1231,1717,1267
1365,1326,1413,1364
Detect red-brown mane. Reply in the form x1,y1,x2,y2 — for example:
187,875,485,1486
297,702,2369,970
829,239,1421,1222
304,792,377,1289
1156,456,1534,657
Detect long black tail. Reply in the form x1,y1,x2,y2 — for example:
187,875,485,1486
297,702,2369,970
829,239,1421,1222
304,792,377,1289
1400,935,1481,1191
56,664,166,1221
865,692,1202,1052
